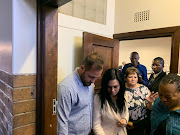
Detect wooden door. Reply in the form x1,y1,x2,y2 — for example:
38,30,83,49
83,32,119,91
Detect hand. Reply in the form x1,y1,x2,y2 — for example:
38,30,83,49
117,118,127,127
145,91,158,103
127,121,134,130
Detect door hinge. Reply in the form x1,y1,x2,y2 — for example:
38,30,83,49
53,99,58,115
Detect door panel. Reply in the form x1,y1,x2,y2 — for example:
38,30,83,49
83,32,119,91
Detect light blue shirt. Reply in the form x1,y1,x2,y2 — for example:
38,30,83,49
57,70,94,135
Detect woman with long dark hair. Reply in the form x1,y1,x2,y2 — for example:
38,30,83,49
93,68,129,135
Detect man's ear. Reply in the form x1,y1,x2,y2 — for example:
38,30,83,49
80,65,85,72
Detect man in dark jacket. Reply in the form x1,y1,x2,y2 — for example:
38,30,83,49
148,57,166,93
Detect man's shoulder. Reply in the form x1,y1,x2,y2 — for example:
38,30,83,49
124,63,132,68
138,63,147,69
58,72,77,88
160,71,166,77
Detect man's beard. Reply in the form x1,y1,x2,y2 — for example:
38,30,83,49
80,72,91,86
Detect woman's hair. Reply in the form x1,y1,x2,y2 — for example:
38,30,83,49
125,67,139,78
98,68,126,112
160,74,180,92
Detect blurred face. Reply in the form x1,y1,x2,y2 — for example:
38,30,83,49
126,73,138,86
152,60,163,74
107,79,120,98
122,61,126,65
81,65,103,86
130,54,139,67
159,83,180,111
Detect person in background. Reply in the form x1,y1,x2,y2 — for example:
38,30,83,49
125,67,158,135
57,52,104,135
119,61,126,71
122,52,148,85
151,74,180,135
147,57,166,93
93,68,129,135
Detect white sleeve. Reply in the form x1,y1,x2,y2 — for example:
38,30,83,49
93,95,106,135
124,91,129,103
121,100,129,124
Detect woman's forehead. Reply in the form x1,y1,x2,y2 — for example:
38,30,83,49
159,83,178,93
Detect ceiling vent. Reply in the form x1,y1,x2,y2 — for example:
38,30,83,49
134,10,150,22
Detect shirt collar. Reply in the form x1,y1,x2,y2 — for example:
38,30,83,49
130,62,141,67
153,71,162,78
175,109,180,114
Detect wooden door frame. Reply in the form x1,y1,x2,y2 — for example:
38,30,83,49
113,26,180,73
36,0,71,134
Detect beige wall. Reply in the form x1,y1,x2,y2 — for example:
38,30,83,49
115,0,180,33
12,0,37,74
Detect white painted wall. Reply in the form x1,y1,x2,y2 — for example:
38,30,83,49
115,0,180,33
12,0,37,74
0,0,12,73
119,37,171,76
58,0,115,83
0,0,12,42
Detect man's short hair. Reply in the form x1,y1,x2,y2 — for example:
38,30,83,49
130,52,139,58
82,52,104,71
160,74,180,92
154,57,164,67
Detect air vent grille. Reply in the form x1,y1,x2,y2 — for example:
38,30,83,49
134,10,150,22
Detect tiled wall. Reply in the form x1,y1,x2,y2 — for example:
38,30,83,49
0,70,36,135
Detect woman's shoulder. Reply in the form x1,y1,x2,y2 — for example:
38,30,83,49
94,93,100,99
139,84,148,89
94,94,102,102
138,84,149,95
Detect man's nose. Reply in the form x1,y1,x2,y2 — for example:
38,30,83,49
91,78,96,83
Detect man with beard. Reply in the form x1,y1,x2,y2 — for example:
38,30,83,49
57,52,104,135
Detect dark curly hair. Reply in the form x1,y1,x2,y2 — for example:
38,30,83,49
98,68,126,113
160,74,180,92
